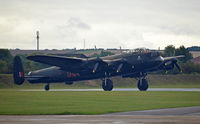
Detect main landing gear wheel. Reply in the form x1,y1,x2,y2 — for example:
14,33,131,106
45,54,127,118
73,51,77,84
102,79,113,91
137,78,149,91
45,84,50,91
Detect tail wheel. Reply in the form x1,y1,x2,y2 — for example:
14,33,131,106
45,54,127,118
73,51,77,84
102,79,113,91
137,78,149,91
45,84,50,91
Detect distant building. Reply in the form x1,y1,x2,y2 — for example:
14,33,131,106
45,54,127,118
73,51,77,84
191,56,200,64
190,51,200,58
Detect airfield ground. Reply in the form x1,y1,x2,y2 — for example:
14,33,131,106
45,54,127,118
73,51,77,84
1,74,200,89
0,74,200,117
1,115,200,124
0,91,200,115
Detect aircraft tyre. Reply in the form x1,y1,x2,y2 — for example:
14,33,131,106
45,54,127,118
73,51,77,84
137,78,148,91
102,79,113,91
45,84,50,91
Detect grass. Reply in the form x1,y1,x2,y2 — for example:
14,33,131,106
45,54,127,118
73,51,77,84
0,90,200,115
1,74,200,89
0,74,199,115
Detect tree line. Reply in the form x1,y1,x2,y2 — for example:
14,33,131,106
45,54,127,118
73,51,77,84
0,46,200,74
0,49,48,74
163,45,200,74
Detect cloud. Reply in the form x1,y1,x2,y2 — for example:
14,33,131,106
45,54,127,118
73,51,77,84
66,18,91,30
160,24,200,36
54,18,91,48
0,0,200,49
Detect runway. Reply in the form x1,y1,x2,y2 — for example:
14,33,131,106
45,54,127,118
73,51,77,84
20,88,200,92
1,115,200,124
1,106,200,124
107,106,200,115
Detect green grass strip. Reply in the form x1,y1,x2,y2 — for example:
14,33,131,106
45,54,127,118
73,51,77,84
0,91,200,115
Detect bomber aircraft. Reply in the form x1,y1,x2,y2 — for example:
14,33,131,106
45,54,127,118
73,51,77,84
13,50,184,91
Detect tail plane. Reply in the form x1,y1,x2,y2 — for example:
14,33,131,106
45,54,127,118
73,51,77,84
13,56,24,85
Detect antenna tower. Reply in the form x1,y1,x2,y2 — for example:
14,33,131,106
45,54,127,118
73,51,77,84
36,31,39,51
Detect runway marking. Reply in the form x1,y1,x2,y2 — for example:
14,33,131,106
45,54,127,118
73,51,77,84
19,88,200,92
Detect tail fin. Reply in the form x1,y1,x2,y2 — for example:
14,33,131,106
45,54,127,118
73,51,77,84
13,56,24,85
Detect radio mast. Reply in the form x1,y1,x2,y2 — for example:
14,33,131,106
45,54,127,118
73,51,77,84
36,31,39,51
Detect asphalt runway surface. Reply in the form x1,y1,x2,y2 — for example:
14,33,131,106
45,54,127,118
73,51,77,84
107,106,200,115
1,106,200,124
21,88,200,92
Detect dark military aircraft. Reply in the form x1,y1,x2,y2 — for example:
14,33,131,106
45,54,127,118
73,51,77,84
13,50,184,91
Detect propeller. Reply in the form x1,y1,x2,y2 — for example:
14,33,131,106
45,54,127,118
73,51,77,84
164,60,182,73
116,63,123,73
174,62,182,72
92,63,99,73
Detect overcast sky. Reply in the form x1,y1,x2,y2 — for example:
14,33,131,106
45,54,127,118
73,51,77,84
0,0,200,50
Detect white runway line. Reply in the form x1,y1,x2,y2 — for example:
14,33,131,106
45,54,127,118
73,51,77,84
20,88,200,92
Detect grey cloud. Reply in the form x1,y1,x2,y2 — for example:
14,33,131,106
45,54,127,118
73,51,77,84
66,18,90,30
159,24,200,36
55,18,91,40
0,0,200,49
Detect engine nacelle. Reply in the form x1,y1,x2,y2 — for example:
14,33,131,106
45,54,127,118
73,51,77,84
163,61,175,70
164,64,174,70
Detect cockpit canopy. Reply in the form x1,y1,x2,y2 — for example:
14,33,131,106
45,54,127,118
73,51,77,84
122,48,161,59
123,48,150,54
123,48,160,57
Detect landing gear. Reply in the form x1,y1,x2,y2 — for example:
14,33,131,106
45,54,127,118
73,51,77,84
102,78,113,91
102,72,113,91
137,78,148,91
45,84,50,91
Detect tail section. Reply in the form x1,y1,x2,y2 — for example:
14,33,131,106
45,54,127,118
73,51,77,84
13,56,24,85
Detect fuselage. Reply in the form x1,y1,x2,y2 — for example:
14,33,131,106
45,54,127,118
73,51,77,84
27,52,164,84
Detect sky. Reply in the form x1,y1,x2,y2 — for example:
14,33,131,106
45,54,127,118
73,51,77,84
0,0,200,50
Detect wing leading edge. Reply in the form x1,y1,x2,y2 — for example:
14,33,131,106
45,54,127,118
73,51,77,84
163,55,185,62
27,55,85,69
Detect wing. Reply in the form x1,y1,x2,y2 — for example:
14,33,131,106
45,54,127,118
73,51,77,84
163,55,185,62
27,55,125,73
27,55,85,70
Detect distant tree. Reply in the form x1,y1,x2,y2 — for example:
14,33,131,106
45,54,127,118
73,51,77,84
175,45,192,62
164,45,175,57
0,49,13,73
181,61,200,73
0,49,12,62
0,60,8,73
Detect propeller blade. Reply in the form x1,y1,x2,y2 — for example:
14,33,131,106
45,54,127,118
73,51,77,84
92,63,99,73
117,63,123,73
174,62,182,72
